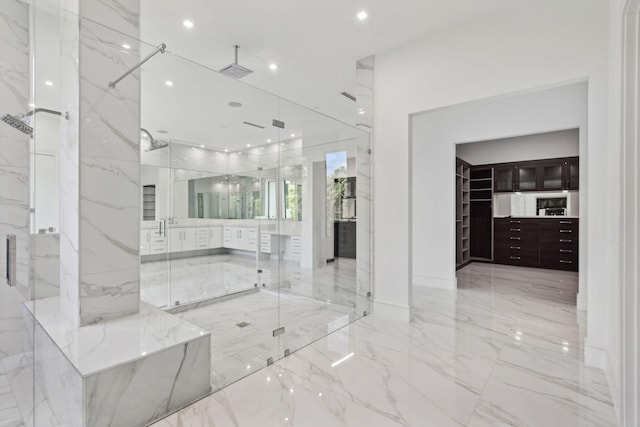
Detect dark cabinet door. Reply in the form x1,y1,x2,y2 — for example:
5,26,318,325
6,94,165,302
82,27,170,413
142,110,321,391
565,159,579,190
470,200,492,259
541,163,564,191
494,167,514,192
516,165,538,191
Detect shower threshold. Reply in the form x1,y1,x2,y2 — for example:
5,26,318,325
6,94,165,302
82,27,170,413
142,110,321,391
166,287,259,314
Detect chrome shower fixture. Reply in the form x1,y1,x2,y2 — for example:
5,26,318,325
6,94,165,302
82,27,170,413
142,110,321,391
1,114,33,136
1,108,69,137
109,43,166,89
141,128,169,151
219,45,254,79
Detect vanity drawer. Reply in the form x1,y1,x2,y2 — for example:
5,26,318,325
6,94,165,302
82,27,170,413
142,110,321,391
290,236,302,255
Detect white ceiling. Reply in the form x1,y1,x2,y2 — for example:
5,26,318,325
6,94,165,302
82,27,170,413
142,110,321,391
30,0,514,151
138,0,511,149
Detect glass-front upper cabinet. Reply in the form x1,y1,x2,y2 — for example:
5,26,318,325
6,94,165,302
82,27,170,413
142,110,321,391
517,165,537,191
541,163,563,191
566,159,579,190
494,167,513,192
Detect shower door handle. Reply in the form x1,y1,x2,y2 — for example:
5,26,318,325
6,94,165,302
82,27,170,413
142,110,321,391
6,235,16,287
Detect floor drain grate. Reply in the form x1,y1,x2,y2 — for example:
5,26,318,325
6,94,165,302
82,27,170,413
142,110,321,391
236,322,250,328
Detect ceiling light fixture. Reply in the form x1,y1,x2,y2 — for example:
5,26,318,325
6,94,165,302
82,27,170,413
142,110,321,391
290,133,295,138
247,144,251,147
357,11,368,20
269,63,278,71
358,109,365,115
165,80,174,87
200,144,205,148
267,139,272,143
224,148,229,152
122,43,131,50
44,81,53,86
183,20,194,29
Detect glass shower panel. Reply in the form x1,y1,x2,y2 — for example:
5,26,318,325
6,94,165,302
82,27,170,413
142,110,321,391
275,99,371,360
139,48,281,390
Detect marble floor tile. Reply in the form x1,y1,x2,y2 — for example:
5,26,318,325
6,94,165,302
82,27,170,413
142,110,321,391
151,263,619,427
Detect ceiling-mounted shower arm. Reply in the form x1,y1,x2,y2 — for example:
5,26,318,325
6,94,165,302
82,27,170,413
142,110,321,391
234,45,239,64
108,43,166,89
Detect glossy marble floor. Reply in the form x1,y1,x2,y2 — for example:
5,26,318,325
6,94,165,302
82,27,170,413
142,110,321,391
141,254,358,309
151,263,619,427
174,289,355,392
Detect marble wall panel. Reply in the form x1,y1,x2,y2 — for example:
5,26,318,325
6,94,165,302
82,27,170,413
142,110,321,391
30,233,60,300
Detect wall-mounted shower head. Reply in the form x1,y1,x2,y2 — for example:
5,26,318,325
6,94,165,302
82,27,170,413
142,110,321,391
1,114,33,136
1,108,68,137
141,128,169,151
219,45,253,79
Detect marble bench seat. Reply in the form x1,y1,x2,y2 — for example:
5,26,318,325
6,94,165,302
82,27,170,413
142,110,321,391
24,298,211,427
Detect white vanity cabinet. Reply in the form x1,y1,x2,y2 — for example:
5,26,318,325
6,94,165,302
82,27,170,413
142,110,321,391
223,226,257,251
140,229,167,255
195,226,223,249
169,227,196,252
260,233,284,253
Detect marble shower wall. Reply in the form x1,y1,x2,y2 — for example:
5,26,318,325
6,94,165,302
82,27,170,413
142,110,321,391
0,0,31,358
60,0,142,325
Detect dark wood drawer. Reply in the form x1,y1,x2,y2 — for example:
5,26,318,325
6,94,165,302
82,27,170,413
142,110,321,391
540,253,578,271
494,251,539,267
495,218,539,233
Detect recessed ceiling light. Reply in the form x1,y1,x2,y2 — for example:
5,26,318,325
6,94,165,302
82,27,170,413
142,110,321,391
290,133,295,137
183,20,194,29
267,139,272,143
165,80,174,87
224,148,229,152
246,144,251,147
260,147,265,150
28,103,35,108
269,63,278,71
44,81,53,86
191,147,195,150
200,144,205,148
358,109,365,115
228,101,242,108
357,11,368,20
281,143,285,146
122,43,131,50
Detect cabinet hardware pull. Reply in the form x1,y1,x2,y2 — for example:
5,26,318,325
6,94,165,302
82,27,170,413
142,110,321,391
560,260,573,264
559,239,572,243
560,249,572,253
510,256,521,260
510,228,521,232
510,237,521,240
510,220,521,224
559,221,572,224
560,230,572,233
510,246,521,249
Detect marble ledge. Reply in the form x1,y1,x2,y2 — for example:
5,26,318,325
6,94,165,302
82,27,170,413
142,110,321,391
24,297,209,376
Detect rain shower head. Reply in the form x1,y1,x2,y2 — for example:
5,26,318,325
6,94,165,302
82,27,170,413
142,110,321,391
1,114,33,136
141,128,169,151
219,45,253,79
1,108,68,137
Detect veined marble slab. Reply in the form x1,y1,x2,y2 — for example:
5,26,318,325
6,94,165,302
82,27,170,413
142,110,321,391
24,298,211,427
24,297,208,376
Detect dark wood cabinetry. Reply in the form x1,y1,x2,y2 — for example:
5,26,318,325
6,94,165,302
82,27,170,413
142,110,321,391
469,168,493,260
334,221,356,259
493,218,578,271
493,157,579,193
539,218,578,270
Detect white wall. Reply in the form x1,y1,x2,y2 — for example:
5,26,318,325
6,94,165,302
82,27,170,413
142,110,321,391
373,0,614,371
411,83,588,292
456,128,579,165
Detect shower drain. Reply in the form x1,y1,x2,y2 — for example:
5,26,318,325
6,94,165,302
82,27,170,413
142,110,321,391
236,322,250,328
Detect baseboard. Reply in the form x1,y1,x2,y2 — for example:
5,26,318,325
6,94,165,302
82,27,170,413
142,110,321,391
413,273,456,290
584,339,607,370
604,346,622,426
372,299,414,322
576,291,587,311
